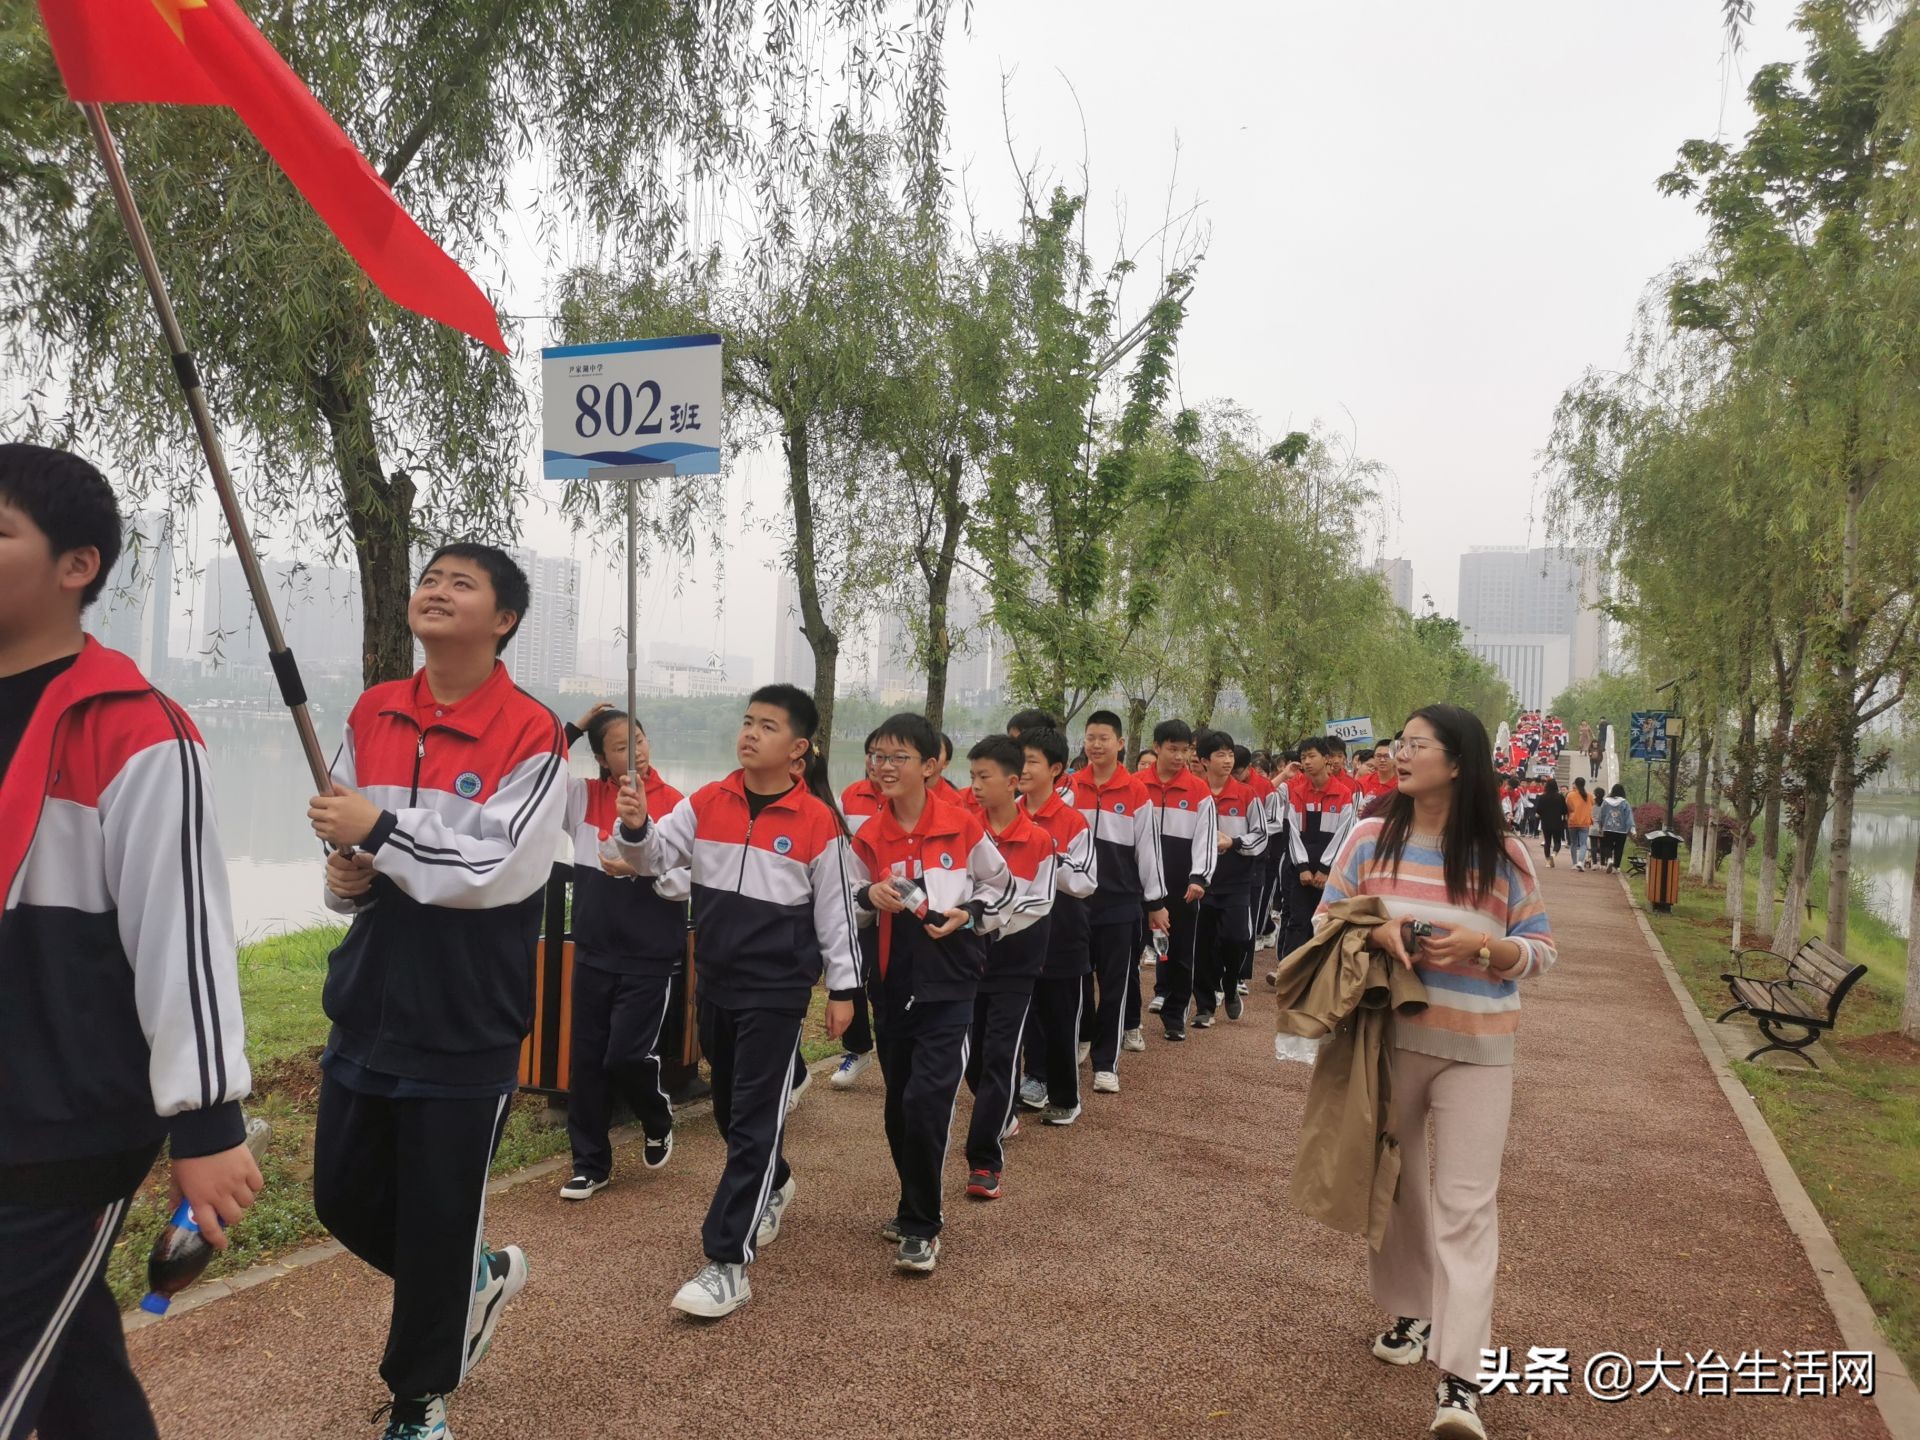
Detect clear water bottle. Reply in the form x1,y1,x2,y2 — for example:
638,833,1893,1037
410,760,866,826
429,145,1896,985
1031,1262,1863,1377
140,1116,270,1316
892,877,930,918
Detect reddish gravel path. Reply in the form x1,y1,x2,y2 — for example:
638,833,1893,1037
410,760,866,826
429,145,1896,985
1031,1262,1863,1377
130,862,1889,1439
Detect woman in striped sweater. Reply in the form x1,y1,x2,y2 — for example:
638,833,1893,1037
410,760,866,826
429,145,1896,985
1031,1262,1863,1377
1316,704,1556,1440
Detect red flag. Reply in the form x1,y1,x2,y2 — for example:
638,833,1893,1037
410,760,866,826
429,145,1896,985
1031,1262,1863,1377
39,0,509,353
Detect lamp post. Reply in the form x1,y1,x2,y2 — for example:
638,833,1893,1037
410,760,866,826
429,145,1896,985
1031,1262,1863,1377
1663,711,1686,833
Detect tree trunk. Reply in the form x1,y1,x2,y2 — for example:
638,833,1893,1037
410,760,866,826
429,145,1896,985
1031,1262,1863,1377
1703,743,1722,887
1126,697,1148,760
1823,456,1868,954
1688,725,1713,879
1755,675,1794,939
1778,770,1829,959
312,352,417,686
1824,740,1858,951
1903,833,1920,1042
784,417,839,763
920,454,966,733
1726,695,1757,937
1195,668,1223,728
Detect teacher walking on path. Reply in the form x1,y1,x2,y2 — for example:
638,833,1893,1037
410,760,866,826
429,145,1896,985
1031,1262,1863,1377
1315,704,1557,1440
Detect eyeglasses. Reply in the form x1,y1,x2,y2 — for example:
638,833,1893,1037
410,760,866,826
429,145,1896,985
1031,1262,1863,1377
1391,737,1453,759
871,753,920,770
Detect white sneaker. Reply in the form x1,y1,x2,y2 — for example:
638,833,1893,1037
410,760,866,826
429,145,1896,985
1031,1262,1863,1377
559,1173,607,1201
1147,996,1165,1014
1371,1315,1432,1365
466,1245,528,1371
671,1260,751,1319
829,1050,874,1089
786,1064,812,1114
378,1394,448,1439
754,1175,795,1249
1076,1041,1092,1067
1430,1373,1487,1439
1092,1070,1120,1094
1017,1077,1049,1110
1122,1028,1146,1053
1042,1103,1082,1125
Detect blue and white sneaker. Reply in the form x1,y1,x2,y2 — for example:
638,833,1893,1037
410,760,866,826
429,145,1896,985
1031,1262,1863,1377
755,1175,796,1248
829,1051,874,1089
466,1245,528,1372
377,1394,448,1439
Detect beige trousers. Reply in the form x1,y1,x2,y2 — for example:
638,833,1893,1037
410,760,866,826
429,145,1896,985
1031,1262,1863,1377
1367,1047,1513,1380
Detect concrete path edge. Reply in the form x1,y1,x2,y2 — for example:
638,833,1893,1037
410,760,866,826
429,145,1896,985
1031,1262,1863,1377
122,1053,843,1337
1618,875,1920,1440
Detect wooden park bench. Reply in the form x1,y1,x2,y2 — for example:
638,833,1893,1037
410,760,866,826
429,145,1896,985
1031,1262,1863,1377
1716,937,1868,1070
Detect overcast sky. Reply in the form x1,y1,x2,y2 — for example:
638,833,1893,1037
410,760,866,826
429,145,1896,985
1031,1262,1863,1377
177,1,1808,684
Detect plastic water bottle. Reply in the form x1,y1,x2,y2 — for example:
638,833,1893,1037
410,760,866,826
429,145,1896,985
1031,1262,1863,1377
892,877,930,919
139,1116,270,1316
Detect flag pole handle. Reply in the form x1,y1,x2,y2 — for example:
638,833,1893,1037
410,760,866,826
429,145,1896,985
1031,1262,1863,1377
80,102,332,796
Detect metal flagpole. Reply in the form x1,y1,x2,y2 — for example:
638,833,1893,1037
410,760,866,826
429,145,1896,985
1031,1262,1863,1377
79,102,332,794
585,462,675,786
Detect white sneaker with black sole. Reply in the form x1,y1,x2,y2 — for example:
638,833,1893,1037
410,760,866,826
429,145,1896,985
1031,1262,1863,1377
466,1245,528,1372
1371,1315,1432,1365
643,1130,673,1170
1430,1373,1487,1439
755,1175,796,1249
559,1173,608,1201
671,1260,750,1318
1122,1028,1146,1053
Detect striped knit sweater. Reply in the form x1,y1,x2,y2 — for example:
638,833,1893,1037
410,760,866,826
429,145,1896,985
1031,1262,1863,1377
1315,818,1556,1066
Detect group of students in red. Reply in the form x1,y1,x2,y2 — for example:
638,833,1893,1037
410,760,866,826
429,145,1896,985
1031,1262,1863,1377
0,440,1429,1440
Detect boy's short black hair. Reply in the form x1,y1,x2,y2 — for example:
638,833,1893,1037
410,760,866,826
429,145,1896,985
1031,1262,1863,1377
1021,727,1069,775
749,683,820,738
421,543,530,654
939,731,955,764
1282,747,1301,764
1084,709,1124,737
1299,736,1329,758
1151,718,1192,746
967,734,1025,777
1354,745,1375,761
874,711,939,762
0,444,123,608
1233,745,1252,769
1195,728,1235,759
864,727,881,752
1325,734,1348,754
1007,707,1063,739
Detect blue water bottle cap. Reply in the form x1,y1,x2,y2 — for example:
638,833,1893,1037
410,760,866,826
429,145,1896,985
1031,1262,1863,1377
138,1292,172,1316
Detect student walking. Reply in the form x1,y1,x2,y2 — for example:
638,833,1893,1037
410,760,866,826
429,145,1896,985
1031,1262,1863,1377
1067,711,1168,1095
308,544,566,1438
1597,785,1635,872
1276,737,1356,958
0,446,260,1440
831,732,885,1090
1013,728,1098,1124
1140,719,1217,1041
848,713,1016,1272
1190,731,1267,1027
557,705,685,1201
960,736,1056,1201
1565,777,1594,872
1533,778,1567,868
616,685,860,1318
1318,705,1557,1440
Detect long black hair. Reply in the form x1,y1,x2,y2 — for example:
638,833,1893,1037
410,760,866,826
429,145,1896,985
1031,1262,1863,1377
748,683,846,835
585,707,638,782
1370,703,1508,905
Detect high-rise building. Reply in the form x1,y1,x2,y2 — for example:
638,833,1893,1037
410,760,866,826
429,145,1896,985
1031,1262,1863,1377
504,547,580,697
90,511,173,675
1376,556,1414,613
873,582,1003,707
198,554,361,678
1458,546,1609,707
772,572,816,690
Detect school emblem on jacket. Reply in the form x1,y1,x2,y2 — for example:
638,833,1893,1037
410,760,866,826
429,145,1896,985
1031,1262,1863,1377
454,771,482,799
939,851,953,868
1178,799,1189,809
773,835,792,854
1113,802,1126,814
1228,806,1240,816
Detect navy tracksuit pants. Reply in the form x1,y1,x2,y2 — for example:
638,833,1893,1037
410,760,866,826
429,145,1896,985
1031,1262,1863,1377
566,960,674,1182
964,985,1033,1174
1025,974,1085,1110
0,1198,156,1440
1085,920,1139,1073
874,990,971,1241
697,1000,805,1265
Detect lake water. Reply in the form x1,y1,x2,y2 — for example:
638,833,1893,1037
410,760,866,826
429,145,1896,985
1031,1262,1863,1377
197,711,1920,941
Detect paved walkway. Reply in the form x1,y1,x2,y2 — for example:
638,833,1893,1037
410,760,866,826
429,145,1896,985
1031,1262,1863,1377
130,863,1890,1438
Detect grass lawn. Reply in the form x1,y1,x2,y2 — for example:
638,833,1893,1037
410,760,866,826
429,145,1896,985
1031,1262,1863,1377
1641,851,1919,1378
111,928,846,1310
